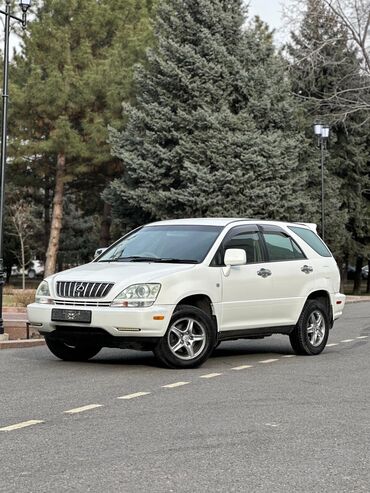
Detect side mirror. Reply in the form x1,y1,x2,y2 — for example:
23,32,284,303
224,248,247,266
94,247,107,258
223,248,246,277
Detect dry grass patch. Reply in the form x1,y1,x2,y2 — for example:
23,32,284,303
5,289,35,307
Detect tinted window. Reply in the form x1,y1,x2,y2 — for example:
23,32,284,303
289,226,332,258
225,231,263,264
263,233,306,262
98,225,222,264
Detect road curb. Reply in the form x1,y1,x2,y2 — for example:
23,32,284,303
0,339,45,350
2,307,27,313
346,296,370,303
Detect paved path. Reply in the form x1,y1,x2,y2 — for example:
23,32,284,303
0,302,369,492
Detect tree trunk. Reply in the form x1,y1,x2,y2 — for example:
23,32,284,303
99,202,112,247
352,255,363,295
44,180,52,258
20,236,25,290
44,153,65,277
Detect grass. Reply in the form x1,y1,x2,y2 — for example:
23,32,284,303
3,294,16,306
3,288,36,307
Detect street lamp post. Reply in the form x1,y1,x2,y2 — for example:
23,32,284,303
0,0,31,338
314,123,330,241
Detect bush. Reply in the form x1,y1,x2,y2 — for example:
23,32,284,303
12,290,35,307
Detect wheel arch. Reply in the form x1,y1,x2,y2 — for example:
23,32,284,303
175,294,218,331
306,290,333,327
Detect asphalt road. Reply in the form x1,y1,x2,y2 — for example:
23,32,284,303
0,302,369,493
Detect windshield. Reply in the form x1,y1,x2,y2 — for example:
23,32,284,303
97,225,223,264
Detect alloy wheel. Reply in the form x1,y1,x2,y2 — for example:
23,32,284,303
306,310,326,347
168,317,206,360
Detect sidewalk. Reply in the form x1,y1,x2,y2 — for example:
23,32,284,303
1,307,44,349
0,295,369,349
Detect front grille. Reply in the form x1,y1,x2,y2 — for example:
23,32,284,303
54,300,111,307
56,281,114,299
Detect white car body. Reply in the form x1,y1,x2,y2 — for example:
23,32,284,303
28,219,345,365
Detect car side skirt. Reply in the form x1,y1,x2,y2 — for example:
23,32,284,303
218,326,295,341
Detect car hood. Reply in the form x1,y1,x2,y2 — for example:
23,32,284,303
49,261,196,286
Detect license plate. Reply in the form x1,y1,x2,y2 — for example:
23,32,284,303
51,308,92,323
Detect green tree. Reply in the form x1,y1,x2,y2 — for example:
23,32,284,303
287,0,369,262
105,1,312,226
8,0,157,275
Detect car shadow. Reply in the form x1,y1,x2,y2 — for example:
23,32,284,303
85,337,294,368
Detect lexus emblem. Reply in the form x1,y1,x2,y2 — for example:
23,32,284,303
76,284,85,293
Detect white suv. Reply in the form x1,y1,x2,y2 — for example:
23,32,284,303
27,219,345,368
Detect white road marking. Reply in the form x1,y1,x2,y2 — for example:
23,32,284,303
0,420,44,432
357,336,368,339
282,355,296,358
265,422,279,428
326,343,339,347
118,392,151,400
200,373,223,379
162,381,190,389
259,359,279,364
231,365,253,371
64,404,103,414
341,339,354,343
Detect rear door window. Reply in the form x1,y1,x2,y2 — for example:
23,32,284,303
263,232,306,262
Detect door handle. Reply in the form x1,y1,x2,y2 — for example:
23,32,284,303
257,268,272,278
301,265,313,274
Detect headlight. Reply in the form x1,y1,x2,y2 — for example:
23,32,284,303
111,284,161,308
35,280,53,304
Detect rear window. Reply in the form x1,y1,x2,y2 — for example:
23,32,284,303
289,226,332,257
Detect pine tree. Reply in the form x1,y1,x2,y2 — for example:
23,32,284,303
8,0,156,275
287,0,369,260
105,1,312,226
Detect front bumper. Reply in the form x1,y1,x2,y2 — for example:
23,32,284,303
27,303,175,338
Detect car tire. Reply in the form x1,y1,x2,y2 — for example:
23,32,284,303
45,336,102,361
289,300,330,355
153,305,217,369
28,269,36,279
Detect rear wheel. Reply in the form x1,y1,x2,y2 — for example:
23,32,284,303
45,336,102,361
289,300,329,355
154,305,216,369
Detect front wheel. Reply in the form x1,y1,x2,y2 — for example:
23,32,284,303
153,305,216,369
289,300,330,355
45,336,102,361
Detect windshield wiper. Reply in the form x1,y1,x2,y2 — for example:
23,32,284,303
108,256,160,262
98,256,156,262
154,258,198,264
127,257,198,263
99,256,198,264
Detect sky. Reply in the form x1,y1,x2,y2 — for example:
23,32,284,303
249,0,283,30
248,0,287,41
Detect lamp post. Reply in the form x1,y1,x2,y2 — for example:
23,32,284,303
0,0,31,338
313,123,330,241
